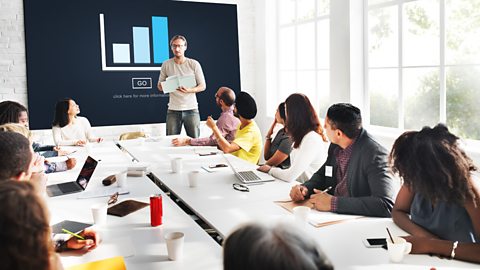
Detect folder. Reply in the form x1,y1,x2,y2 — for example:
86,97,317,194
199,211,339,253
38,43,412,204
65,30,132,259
161,74,197,93
66,256,126,270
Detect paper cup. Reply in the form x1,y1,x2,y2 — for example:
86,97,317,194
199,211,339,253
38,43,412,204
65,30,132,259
171,158,183,173
165,232,185,260
188,171,200,187
292,206,311,227
91,203,108,226
116,171,128,188
387,236,412,263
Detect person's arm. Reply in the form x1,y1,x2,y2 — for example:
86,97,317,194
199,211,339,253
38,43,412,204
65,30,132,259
157,66,167,92
206,117,240,153
263,119,277,160
265,150,289,167
268,134,324,182
392,185,438,238
190,114,231,146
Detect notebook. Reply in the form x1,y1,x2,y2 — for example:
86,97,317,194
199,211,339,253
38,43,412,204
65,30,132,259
223,154,275,184
46,156,98,197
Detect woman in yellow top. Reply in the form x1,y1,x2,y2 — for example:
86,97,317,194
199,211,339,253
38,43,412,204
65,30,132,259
206,91,262,164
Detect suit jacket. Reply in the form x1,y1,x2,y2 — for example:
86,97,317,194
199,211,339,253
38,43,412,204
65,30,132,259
303,129,396,217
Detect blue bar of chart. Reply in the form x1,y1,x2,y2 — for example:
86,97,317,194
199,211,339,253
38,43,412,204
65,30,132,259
133,27,151,64
152,16,169,64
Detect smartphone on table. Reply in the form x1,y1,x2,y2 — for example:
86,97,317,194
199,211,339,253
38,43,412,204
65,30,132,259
363,238,387,248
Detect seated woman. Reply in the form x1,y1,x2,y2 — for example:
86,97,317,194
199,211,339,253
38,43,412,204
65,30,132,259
0,123,76,173
390,124,480,263
223,223,333,270
258,93,329,182
0,181,63,270
52,99,102,146
0,100,66,158
262,102,292,169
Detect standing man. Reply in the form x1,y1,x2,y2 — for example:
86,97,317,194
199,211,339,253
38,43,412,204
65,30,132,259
172,87,239,146
157,35,206,138
289,103,396,217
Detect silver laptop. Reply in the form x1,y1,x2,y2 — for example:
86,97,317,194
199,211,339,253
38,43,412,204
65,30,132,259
223,154,275,183
46,156,98,197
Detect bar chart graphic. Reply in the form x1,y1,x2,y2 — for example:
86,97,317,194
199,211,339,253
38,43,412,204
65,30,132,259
99,13,169,71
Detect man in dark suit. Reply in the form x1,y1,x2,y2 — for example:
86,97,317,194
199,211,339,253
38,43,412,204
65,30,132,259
289,103,396,217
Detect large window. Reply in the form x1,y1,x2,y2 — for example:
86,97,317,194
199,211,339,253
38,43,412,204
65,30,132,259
367,0,480,140
276,0,330,117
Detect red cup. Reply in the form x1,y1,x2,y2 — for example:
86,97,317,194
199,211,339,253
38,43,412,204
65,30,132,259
150,194,163,226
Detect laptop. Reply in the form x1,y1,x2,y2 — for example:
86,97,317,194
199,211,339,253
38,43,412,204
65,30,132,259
46,156,99,197
223,154,275,184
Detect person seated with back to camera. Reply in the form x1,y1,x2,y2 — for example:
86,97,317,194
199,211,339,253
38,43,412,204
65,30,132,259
390,124,480,263
205,91,262,164
223,222,334,270
258,94,329,183
172,86,240,147
289,103,396,217
260,102,292,170
0,123,76,174
0,131,99,253
0,101,76,173
52,98,103,146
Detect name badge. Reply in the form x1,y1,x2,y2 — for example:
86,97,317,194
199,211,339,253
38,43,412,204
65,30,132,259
325,166,333,177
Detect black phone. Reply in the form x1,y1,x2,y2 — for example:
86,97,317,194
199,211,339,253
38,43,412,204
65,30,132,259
209,163,227,168
363,238,387,248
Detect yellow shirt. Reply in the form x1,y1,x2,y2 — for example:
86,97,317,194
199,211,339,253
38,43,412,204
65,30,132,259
232,120,262,164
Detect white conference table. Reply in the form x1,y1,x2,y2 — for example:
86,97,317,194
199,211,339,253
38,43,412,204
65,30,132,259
45,143,222,270
119,137,480,270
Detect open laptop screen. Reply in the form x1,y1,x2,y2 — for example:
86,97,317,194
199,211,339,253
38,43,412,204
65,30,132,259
76,156,98,190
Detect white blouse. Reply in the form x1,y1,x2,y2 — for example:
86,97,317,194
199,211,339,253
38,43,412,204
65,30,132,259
269,131,329,183
52,116,97,146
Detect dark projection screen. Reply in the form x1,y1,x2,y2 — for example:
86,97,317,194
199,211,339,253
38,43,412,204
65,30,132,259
24,0,240,129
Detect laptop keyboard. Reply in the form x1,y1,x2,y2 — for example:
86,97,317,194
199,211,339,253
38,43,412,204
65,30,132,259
238,171,261,182
58,182,81,193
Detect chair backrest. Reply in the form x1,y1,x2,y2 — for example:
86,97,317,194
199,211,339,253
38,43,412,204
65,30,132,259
119,131,146,141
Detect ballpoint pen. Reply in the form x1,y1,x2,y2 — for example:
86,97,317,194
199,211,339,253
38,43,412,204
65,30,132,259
322,186,333,193
62,228,85,240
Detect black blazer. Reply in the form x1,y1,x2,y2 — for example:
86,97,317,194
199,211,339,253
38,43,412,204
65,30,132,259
303,129,396,217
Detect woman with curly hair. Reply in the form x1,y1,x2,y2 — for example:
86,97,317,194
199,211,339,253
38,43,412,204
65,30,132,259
390,124,480,263
258,93,329,183
0,181,63,270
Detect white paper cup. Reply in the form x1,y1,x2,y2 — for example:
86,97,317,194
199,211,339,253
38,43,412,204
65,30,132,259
171,158,183,173
116,171,128,187
292,206,311,227
387,236,412,263
188,171,200,187
165,232,185,261
91,203,108,226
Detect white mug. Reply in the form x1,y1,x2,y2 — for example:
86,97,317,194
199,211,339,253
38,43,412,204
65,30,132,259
171,158,183,173
188,171,200,187
91,203,108,226
387,236,412,263
292,206,311,228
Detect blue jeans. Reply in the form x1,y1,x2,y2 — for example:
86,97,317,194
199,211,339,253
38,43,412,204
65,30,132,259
166,109,200,138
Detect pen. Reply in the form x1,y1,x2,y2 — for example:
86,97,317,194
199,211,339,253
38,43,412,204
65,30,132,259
62,228,85,240
322,186,333,193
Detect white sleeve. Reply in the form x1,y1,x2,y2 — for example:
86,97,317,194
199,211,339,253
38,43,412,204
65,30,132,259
81,117,97,142
269,132,323,182
52,126,76,146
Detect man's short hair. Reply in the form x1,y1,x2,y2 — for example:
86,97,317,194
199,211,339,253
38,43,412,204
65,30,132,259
223,223,333,270
170,35,188,47
235,92,257,120
218,87,235,107
326,103,362,139
0,132,32,180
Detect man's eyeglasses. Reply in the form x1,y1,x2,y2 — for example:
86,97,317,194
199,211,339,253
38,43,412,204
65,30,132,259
171,44,185,49
233,183,249,192
108,192,119,205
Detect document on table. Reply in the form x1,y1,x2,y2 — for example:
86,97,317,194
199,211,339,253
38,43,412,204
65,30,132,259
275,200,363,227
160,74,196,93
65,256,126,270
